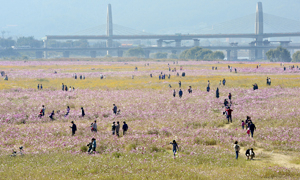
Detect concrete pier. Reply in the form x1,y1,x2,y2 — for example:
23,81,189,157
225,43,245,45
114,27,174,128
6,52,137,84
144,50,150,58
193,39,200,47
157,39,163,47
226,50,231,61
43,40,47,59
63,51,70,58
175,39,181,47
117,50,123,57
90,51,96,58
35,51,43,59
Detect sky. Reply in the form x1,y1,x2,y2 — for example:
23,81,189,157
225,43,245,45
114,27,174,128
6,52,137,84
1,0,300,39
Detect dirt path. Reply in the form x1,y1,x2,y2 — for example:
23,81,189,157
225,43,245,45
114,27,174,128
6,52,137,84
222,123,300,169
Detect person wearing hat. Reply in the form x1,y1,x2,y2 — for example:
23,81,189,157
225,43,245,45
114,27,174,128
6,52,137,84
70,121,77,136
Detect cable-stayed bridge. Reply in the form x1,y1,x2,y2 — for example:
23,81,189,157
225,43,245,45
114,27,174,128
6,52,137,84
10,3,300,60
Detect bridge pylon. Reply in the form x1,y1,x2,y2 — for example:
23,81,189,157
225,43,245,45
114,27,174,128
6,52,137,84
255,2,264,60
106,4,113,55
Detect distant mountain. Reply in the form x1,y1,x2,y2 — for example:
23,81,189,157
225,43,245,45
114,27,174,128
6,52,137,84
1,0,300,39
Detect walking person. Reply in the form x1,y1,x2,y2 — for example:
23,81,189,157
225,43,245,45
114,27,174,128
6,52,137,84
222,78,226,86
206,86,210,92
49,110,55,120
249,122,256,138
62,83,64,91
37,84,40,90
207,80,210,87
65,85,68,91
179,81,181,88
40,84,43,90
247,128,250,137
92,120,97,132
188,86,192,94
226,106,233,123
112,104,117,115
87,138,96,154
170,140,179,158
122,121,128,135
228,93,232,101
179,89,183,98
70,121,77,136
234,141,240,159
216,88,219,98
241,120,245,130
81,107,85,117
65,106,70,117
42,105,46,116
112,122,116,135
173,89,176,97
115,121,120,137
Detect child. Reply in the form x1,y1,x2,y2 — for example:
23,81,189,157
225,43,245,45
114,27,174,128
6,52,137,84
247,128,250,137
90,123,94,132
241,120,245,130
170,140,179,158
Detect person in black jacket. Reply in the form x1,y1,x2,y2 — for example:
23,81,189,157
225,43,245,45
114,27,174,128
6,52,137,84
179,89,183,98
245,148,255,160
122,121,128,135
70,121,77,136
112,122,116,135
216,88,219,98
249,122,256,138
81,107,85,117
49,110,55,120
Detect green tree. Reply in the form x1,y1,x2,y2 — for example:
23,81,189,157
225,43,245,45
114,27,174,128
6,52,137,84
0,48,20,57
210,51,225,60
126,47,145,57
266,46,291,62
16,36,43,48
153,52,168,59
169,54,178,59
292,51,300,62
180,46,223,61
180,46,202,59
195,49,212,60
0,38,15,48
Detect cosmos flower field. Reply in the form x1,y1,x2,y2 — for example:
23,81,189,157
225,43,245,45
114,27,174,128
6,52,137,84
1,58,300,179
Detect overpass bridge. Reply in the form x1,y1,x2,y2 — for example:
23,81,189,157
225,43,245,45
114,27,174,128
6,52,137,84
46,33,300,41
10,44,300,60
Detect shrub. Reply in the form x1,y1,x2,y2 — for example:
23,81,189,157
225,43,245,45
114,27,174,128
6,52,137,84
112,152,122,158
80,145,87,152
125,143,137,151
147,129,159,135
204,139,217,146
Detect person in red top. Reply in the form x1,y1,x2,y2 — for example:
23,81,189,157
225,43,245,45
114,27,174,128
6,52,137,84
226,106,233,123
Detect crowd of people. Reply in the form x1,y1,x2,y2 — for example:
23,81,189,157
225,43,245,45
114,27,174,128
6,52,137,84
62,83,75,91
30,63,273,159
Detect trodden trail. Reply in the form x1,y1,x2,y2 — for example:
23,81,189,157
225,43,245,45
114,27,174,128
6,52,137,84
222,122,300,169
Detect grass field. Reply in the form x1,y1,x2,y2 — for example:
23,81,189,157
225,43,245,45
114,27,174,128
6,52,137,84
1,58,300,179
